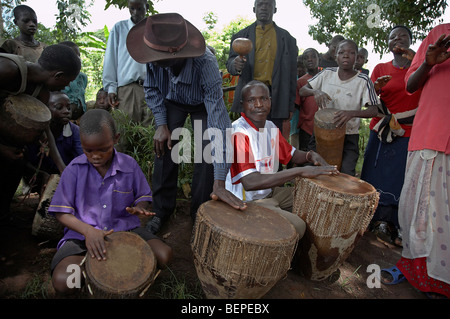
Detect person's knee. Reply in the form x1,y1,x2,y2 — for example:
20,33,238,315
148,239,173,269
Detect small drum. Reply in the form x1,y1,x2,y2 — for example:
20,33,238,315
31,174,64,240
191,200,298,299
314,108,346,170
0,94,51,146
292,174,379,281
85,231,157,298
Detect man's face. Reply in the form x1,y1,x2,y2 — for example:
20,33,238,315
128,0,148,24
15,11,38,36
242,84,271,127
253,0,276,24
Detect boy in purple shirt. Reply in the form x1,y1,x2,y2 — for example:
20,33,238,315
49,109,172,295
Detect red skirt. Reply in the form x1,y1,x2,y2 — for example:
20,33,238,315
397,257,450,298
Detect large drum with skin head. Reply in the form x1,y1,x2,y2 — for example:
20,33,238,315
292,173,379,281
191,200,298,299
85,231,157,298
0,94,51,146
314,108,346,170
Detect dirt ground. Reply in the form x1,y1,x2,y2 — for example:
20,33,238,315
0,192,427,302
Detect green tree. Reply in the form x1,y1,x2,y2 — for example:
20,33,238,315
104,0,157,14
303,0,448,56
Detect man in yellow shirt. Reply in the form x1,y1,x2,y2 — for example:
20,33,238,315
227,0,298,140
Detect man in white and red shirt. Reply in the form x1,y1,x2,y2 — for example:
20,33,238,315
226,80,339,236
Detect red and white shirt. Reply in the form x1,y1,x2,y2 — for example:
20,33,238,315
225,113,295,201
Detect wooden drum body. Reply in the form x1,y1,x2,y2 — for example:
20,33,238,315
314,108,346,170
85,231,156,298
0,94,51,146
292,174,379,281
191,201,298,299
32,174,64,240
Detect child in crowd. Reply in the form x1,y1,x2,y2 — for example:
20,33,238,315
355,47,370,75
24,91,83,195
0,5,46,62
295,48,320,151
60,41,88,123
299,39,379,176
49,109,172,295
93,88,111,111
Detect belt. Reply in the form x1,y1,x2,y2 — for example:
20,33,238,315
135,79,144,86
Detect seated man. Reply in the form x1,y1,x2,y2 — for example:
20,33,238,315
226,80,338,237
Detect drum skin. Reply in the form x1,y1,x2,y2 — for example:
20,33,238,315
191,200,298,299
0,94,51,146
292,174,379,281
314,108,346,170
85,231,156,298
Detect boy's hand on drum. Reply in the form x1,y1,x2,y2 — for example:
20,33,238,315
307,151,330,167
313,90,332,109
126,206,155,217
299,165,339,178
85,227,114,261
333,110,353,128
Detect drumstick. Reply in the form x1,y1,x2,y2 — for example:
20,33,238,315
139,269,161,297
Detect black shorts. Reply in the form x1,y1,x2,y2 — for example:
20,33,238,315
50,227,159,271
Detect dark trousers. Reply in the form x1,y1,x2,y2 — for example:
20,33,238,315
151,100,214,222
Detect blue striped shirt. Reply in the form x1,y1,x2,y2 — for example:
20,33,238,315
144,49,232,180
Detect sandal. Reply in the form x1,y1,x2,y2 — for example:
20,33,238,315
381,266,406,285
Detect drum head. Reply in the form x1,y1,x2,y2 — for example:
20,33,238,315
4,94,51,125
198,201,296,244
86,231,156,294
309,173,375,195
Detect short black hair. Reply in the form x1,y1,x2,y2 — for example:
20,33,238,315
38,44,81,77
79,109,117,138
303,48,319,58
240,80,270,103
389,25,413,41
336,39,358,53
13,5,36,19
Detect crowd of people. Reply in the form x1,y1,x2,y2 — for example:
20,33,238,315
0,0,448,299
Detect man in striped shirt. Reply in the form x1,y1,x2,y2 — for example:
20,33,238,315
127,13,246,233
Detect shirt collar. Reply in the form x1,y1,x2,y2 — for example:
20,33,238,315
241,112,265,131
74,149,134,177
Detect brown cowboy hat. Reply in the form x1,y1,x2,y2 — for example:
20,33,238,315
127,13,206,64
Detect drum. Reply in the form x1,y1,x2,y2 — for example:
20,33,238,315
191,200,298,299
292,174,379,281
0,94,51,146
314,108,346,170
85,231,157,298
31,174,64,240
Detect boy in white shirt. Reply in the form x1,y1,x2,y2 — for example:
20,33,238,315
299,39,379,176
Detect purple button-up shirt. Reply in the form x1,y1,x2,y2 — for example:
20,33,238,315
49,150,152,249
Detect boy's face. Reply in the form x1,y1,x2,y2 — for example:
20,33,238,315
242,84,271,127
303,50,319,72
15,11,38,36
45,72,77,91
336,42,357,70
81,125,119,171
95,91,110,110
388,27,411,52
48,93,72,125
128,0,148,24
355,49,368,70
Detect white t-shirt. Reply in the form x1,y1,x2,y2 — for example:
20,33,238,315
225,114,295,201
308,67,379,134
